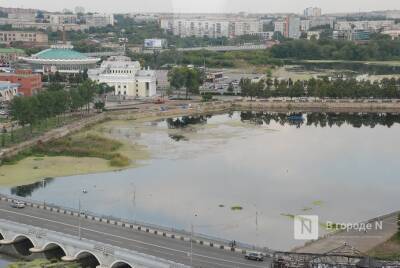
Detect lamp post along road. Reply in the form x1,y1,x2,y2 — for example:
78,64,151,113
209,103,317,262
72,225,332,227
78,198,82,240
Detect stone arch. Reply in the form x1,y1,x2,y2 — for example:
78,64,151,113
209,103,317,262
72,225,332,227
75,250,101,268
12,235,36,256
111,260,133,268
43,242,67,260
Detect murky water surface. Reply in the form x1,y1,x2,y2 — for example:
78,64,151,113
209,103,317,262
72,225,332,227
2,111,400,250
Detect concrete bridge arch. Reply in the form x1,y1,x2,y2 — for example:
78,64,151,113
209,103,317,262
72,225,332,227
110,260,133,268
0,219,188,268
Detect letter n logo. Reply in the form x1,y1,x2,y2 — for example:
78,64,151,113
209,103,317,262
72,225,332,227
294,215,319,240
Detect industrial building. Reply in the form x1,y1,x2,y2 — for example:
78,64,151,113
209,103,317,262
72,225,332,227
0,31,48,45
0,70,42,96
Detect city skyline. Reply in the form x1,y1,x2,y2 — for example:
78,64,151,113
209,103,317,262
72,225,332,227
1,0,400,14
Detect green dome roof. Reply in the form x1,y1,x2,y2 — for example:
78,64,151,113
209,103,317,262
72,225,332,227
34,48,89,60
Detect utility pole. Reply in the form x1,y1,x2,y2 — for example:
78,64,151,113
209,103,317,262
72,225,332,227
256,210,258,232
131,183,136,222
78,198,82,240
190,223,194,267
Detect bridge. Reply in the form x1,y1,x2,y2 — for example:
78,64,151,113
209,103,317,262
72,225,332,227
0,194,271,268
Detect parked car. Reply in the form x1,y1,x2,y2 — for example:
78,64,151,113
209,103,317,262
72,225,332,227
11,200,25,209
245,252,264,261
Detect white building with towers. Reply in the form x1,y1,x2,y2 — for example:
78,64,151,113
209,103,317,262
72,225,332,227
88,56,157,98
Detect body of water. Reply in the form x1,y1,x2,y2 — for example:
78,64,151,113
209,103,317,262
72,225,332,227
0,254,13,268
1,112,400,251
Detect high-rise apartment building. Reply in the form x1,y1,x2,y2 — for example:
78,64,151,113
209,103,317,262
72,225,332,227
285,16,301,39
160,16,262,38
304,7,322,17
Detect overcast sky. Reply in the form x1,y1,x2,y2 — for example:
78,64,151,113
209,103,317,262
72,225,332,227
1,0,399,14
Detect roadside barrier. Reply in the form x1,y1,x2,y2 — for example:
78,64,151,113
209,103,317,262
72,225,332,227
0,193,270,255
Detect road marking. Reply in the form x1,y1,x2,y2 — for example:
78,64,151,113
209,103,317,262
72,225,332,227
0,207,263,268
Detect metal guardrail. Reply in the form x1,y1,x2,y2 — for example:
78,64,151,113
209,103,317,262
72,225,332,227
0,193,269,254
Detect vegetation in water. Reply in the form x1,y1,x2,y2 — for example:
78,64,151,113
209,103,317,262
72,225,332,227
231,206,243,211
31,133,130,167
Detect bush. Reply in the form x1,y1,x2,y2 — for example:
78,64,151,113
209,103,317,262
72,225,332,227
110,154,130,167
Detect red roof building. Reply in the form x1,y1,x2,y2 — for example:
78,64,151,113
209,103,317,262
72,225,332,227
0,69,42,96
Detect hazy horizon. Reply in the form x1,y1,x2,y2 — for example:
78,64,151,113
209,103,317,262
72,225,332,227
1,0,400,14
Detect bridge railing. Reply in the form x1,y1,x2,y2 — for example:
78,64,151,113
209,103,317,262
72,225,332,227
0,193,270,254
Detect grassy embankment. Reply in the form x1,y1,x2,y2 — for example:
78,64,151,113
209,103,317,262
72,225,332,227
0,121,150,187
368,233,400,260
7,259,80,268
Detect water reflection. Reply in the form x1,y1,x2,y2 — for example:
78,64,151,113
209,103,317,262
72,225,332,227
10,177,54,197
240,111,400,128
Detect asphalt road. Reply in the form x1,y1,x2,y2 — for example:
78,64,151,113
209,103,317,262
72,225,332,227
0,199,270,268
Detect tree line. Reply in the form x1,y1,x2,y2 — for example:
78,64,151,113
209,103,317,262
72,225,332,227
240,77,400,99
270,37,400,61
168,67,203,98
9,80,98,133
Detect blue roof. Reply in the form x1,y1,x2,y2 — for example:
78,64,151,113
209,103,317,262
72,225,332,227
34,48,89,60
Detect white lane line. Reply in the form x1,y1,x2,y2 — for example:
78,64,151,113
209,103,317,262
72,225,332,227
0,208,262,268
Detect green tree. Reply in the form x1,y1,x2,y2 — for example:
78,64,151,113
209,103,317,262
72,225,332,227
79,80,97,113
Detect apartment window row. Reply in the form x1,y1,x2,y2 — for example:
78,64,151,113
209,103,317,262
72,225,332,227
108,69,135,74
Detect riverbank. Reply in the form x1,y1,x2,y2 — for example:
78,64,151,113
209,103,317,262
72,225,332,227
368,234,400,260
0,121,150,187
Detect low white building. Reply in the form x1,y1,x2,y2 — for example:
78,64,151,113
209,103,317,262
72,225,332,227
88,56,156,98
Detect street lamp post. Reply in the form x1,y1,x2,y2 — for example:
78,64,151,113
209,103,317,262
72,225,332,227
189,213,198,267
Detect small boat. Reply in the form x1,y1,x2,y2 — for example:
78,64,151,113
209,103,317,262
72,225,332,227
82,189,88,194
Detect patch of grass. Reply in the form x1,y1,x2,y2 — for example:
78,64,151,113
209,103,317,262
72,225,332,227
2,149,36,165
26,133,131,167
34,133,122,158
